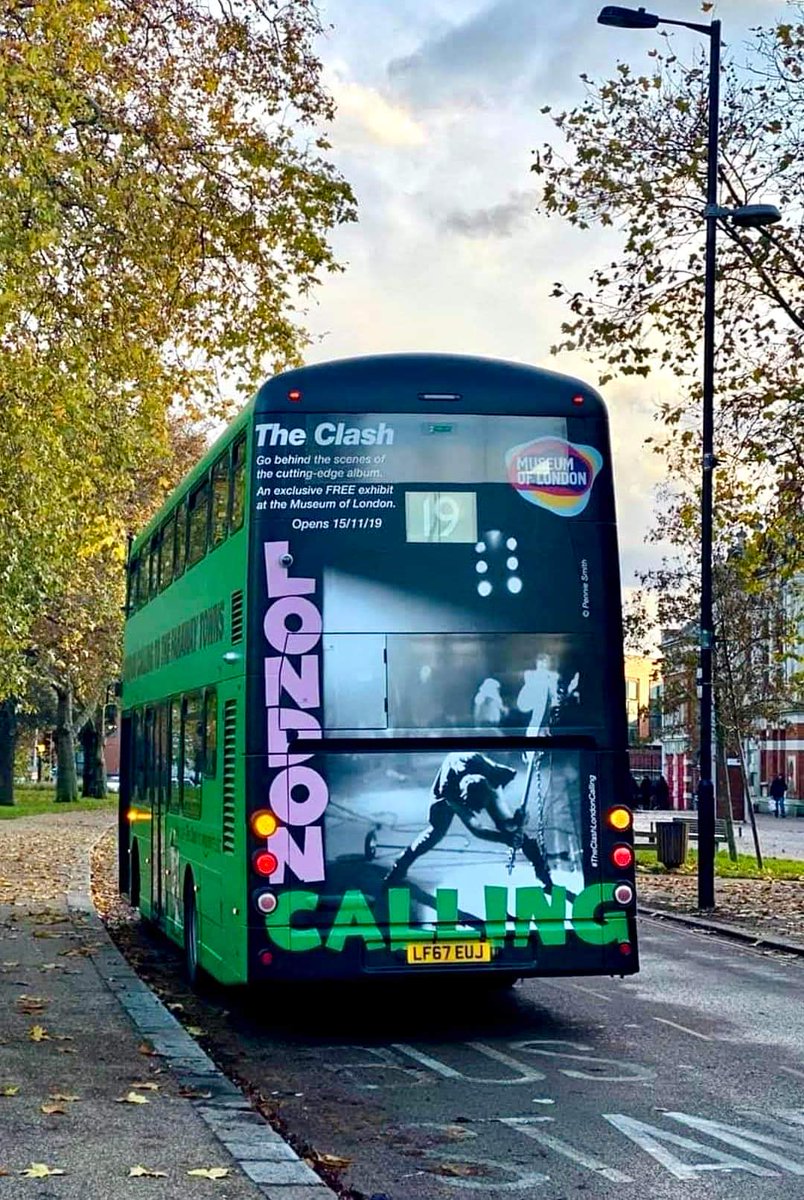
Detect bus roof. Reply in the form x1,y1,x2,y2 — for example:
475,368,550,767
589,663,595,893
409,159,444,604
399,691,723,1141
256,353,608,417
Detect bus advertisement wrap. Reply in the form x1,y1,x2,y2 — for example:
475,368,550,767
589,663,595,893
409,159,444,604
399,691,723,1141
247,410,631,973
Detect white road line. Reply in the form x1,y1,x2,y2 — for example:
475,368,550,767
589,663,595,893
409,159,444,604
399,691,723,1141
391,1044,464,1079
502,1117,634,1183
542,979,612,1003
780,1065,804,1081
652,1017,712,1041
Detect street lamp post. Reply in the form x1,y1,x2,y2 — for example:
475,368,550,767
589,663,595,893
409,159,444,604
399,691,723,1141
597,7,781,909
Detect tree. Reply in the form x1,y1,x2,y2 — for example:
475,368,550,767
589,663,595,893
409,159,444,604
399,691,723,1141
532,9,804,577
0,0,356,699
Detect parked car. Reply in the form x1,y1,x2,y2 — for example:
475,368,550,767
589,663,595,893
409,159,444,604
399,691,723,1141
106,774,120,794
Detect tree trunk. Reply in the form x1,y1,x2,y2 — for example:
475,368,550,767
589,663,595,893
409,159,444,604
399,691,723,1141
737,734,763,871
718,739,739,862
54,683,79,803
80,706,107,798
0,697,17,806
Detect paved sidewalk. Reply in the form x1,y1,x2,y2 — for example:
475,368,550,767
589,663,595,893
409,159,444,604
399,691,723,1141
0,812,333,1199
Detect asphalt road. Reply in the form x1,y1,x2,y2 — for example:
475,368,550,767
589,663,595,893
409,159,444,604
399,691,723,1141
118,913,804,1199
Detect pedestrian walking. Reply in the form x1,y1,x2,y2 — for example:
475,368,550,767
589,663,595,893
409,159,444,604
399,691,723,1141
653,774,670,810
769,773,787,818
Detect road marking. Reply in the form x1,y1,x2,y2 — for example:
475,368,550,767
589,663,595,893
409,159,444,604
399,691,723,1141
501,1117,633,1183
391,1044,463,1079
652,1016,712,1041
666,1112,804,1174
780,1066,804,1081
604,1113,777,1180
560,980,613,1002
512,1039,655,1083
392,1043,546,1086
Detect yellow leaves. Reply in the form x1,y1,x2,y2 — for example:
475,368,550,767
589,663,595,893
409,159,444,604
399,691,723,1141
313,1152,351,1170
40,1103,67,1115
28,1025,49,1042
0,1085,20,1096
117,1091,150,1105
129,1166,168,1178
21,1163,66,1178
49,1093,80,1103
187,1167,230,1180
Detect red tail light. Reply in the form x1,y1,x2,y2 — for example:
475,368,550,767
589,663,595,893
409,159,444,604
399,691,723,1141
253,850,278,877
611,844,634,870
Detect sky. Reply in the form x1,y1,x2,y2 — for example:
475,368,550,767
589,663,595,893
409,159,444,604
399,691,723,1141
302,0,789,595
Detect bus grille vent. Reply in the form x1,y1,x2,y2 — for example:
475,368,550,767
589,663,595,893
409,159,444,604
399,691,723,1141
231,590,244,644
222,698,237,854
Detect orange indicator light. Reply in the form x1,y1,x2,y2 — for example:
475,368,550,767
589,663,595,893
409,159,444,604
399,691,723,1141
252,810,279,838
607,806,632,831
127,808,152,824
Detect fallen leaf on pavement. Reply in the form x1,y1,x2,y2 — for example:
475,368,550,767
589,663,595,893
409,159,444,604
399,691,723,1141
128,1082,160,1091
0,1086,20,1097
20,1163,65,1177
40,1104,66,1115
17,996,47,1014
186,1026,206,1037
187,1167,230,1179
313,1153,352,1169
431,1162,487,1178
28,1025,49,1042
117,1091,150,1105
49,1094,79,1102
178,1087,212,1099
129,1166,168,1178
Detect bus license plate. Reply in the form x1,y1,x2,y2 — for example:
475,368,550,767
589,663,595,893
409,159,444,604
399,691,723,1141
406,941,492,966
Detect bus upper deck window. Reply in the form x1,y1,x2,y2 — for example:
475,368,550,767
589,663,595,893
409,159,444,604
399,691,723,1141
230,436,246,533
187,479,210,568
211,455,229,549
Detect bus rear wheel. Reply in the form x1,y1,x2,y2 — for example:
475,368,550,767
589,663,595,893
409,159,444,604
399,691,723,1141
183,876,200,987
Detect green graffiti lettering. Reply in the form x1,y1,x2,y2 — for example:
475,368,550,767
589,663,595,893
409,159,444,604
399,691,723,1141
264,890,322,951
572,883,630,945
484,886,508,948
387,887,431,949
326,890,385,952
514,886,568,946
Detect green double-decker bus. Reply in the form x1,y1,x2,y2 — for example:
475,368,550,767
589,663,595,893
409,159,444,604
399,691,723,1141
120,354,638,986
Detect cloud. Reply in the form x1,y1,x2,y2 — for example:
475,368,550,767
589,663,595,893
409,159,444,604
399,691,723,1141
441,191,535,238
387,0,546,107
328,74,427,147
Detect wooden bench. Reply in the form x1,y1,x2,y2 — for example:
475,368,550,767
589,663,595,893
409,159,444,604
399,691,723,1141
633,814,731,852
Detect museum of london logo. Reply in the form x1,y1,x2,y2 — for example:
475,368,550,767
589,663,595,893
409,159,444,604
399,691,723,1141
505,436,603,517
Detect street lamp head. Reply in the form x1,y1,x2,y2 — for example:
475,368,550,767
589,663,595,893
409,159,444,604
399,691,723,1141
729,203,782,229
597,5,659,28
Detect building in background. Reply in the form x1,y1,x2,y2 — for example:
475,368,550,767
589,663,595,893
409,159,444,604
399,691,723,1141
624,654,662,779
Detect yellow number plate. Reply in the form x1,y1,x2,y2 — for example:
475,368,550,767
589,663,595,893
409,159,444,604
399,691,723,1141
406,941,493,966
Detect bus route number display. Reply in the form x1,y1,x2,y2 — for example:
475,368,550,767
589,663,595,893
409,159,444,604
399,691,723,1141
404,491,478,543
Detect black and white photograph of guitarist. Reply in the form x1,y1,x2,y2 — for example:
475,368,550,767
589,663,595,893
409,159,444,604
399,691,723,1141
383,751,552,890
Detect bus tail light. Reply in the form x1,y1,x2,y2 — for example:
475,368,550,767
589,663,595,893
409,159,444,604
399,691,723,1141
614,883,634,905
253,850,278,877
287,390,302,402
611,844,634,870
251,810,279,838
255,891,278,915
606,806,632,831
259,950,274,966
619,942,633,957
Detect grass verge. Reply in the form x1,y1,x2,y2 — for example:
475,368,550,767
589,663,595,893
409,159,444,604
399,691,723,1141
637,847,804,881
0,785,116,820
